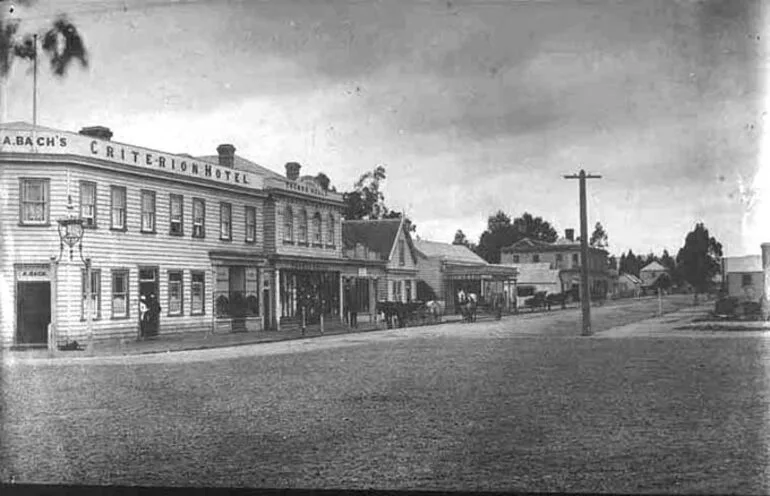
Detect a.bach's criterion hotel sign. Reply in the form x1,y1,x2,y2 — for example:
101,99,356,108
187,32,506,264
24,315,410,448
1,129,263,190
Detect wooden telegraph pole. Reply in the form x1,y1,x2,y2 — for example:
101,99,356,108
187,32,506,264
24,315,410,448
564,169,602,336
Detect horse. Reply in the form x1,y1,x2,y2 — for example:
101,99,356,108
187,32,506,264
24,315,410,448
424,300,444,324
457,290,478,323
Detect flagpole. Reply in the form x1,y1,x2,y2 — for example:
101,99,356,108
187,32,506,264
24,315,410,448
32,34,38,127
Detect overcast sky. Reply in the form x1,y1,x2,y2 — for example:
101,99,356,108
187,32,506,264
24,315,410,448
4,0,767,257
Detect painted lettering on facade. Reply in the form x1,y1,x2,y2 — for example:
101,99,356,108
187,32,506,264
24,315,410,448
16,264,50,281
1,131,261,190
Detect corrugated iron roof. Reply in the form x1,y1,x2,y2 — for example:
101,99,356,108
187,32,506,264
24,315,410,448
413,240,488,264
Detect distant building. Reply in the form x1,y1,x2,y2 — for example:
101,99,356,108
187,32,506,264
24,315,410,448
500,229,610,300
342,217,420,307
498,262,561,306
639,261,671,293
723,254,763,301
615,273,643,298
413,240,518,314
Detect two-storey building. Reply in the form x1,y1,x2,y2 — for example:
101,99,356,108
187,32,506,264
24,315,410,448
500,229,610,300
0,121,362,349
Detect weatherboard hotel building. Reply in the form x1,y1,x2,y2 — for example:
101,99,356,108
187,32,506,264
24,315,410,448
0,121,382,349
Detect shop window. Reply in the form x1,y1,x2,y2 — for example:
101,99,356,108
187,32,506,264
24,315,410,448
169,194,184,235
111,186,126,230
141,190,156,233
517,286,535,297
19,178,49,225
245,206,256,243
327,213,335,247
191,271,205,315
80,181,97,228
220,202,232,241
168,271,183,316
81,268,102,320
215,267,230,317
280,271,298,318
246,267,259,316
111,269,129,319
298,209,308,245
192,198,206,238
283,206,294,243
312,212,322,245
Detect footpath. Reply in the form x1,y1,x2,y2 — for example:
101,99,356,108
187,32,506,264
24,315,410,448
598,302,770,338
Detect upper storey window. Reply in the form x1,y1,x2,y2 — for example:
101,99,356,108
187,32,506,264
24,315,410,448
19,178,49,225
283,206,294,243
298,209,308,245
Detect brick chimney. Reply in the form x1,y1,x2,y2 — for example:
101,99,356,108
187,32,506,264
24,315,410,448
79,126,113,141
285,162,301,181
565,229,575,242
216,144,235,168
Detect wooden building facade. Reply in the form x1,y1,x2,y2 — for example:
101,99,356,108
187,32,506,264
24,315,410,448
0,122,365,349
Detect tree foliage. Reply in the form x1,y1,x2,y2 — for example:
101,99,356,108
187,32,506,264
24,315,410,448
475,211,558,264
452,229,475,251
342,165,387,221
341,165,416,232
589,222,608,249
1,13,88,79
675,223,723,294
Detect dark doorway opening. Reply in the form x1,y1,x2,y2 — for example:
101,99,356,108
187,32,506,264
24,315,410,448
16,282,51,347
139,267,160,338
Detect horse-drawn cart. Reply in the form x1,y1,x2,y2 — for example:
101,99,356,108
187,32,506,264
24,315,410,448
376,300,443,329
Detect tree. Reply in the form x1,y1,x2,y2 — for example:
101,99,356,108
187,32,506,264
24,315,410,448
619,249,642,276
314,172,336,192
1,7,89,121
675,223,723,295
452,229,476,252
382,210,416,233
341,165,416,232
475,211,516,264
342,165,387,221
589,222,608,249
511,212,558,243
453,230,468,245
475,211,557,264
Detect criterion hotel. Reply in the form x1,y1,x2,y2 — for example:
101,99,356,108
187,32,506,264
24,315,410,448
0,121,370,349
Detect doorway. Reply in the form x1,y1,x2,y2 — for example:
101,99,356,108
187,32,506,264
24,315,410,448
16,281,51,346
138,267,159,338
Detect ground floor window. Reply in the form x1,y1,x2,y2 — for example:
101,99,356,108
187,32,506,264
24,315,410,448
391,280,402,302
168,271,183,316
405,280,412,302
112,269,129,319
81,268,102,320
